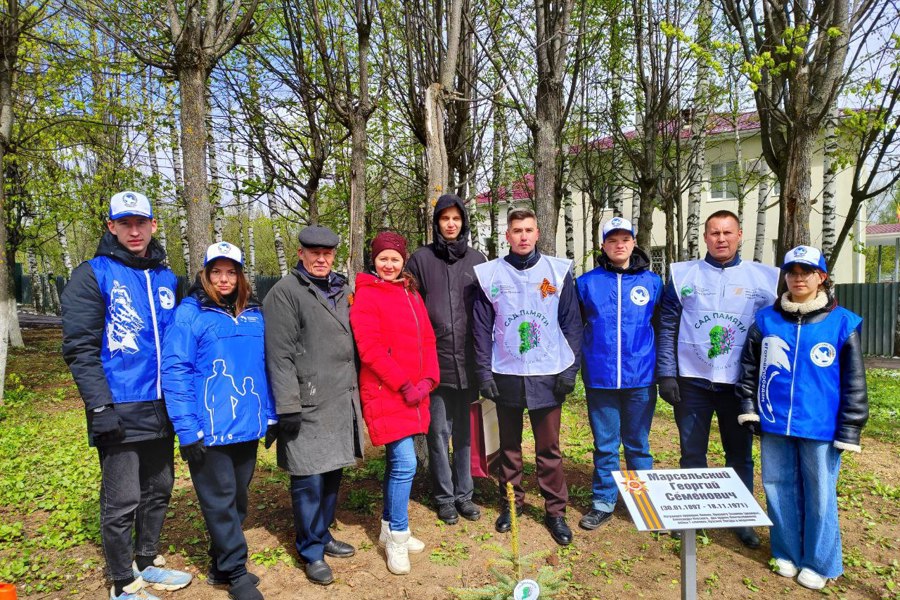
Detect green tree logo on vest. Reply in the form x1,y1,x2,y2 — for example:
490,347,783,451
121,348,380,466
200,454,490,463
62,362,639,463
707,325,736,358
491,284,500,298
681,285,693,298
518,320,541,354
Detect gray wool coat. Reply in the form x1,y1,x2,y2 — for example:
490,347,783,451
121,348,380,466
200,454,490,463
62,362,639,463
263,268,364,476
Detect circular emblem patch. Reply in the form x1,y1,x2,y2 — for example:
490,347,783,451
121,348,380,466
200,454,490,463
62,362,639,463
631,285,650,306
158,287,175,310
810,342,836,367
122,192,138,206
513,579,540,600
218,242,232,254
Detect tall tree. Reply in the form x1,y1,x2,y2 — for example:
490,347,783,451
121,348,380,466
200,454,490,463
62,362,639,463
722,0,879,260
77,0,261,273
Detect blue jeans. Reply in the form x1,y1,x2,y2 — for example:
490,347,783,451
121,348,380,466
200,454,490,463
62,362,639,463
762,434,843,578
586,387,656,512
382,436,417,531
673,378,754,493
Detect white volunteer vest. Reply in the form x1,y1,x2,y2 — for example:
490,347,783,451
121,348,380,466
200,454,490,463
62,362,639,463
474,255,576,376
670,259,779,384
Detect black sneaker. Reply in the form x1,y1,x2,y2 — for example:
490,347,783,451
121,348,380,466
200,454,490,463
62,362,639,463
437,503,460,525
456,499,481,521
207,571,260,587
578,509,613,530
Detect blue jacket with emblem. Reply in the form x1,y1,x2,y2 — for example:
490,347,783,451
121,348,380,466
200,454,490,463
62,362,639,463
162,282,276,447
62,232,178,446
736,294,869,450
577,248,662,389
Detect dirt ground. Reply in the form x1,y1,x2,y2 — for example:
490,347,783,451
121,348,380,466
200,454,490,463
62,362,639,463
5,328,900,600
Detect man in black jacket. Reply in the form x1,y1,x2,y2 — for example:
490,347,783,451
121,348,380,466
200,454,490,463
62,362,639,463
61,191,191,600
407,194,486,525
472,208,582,546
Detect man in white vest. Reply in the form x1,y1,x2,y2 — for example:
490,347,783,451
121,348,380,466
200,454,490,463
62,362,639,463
656,210,779,549
472,208,583,546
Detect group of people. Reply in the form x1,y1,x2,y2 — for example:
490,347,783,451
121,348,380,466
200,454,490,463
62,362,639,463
61,190,867,600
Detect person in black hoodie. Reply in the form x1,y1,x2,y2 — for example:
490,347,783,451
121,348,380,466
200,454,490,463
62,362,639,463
61,191,191,600
406,194,487,525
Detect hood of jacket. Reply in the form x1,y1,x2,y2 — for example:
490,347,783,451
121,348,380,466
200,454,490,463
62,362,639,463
94,231,167,270
432,194,471,263
597,246,652,274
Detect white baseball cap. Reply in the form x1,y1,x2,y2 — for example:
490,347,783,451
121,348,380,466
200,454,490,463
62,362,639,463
109,191,153,220
204,241,244,266
782,245,827,273
602,217,635,241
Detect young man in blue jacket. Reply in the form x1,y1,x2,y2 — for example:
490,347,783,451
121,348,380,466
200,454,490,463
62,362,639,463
62,192,191,600
576,217,661,530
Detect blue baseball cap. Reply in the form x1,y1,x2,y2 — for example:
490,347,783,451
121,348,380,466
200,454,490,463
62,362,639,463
205,241,244,266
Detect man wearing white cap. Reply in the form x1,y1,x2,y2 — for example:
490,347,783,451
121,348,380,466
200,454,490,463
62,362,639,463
656,209,779,548
62,192,191,600
575,217,662,530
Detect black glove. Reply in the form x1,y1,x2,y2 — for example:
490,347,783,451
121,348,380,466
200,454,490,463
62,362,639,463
554,377,576,397
264,423,279,449
658,377,681,405
179,440,206,463
742,420,761,437
479,379,499,400
90,405,124,445
280,412,303,437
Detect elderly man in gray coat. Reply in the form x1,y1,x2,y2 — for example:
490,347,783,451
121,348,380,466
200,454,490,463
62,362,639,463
263,225,364,586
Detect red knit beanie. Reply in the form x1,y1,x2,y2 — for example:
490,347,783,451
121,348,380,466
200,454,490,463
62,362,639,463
371,231,408,261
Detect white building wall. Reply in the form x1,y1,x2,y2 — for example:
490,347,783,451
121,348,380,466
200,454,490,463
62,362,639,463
474,132,866,283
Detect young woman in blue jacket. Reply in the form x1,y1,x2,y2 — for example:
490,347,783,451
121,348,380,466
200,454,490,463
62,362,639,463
162,242,276,600
736,245,868,591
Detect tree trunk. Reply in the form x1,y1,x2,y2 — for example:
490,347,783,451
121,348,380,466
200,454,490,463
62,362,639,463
734,118,746,226
822,110,838,264
534,119,561,255
208,105,224,243
7,297,22,347
424,83,449,243
631,190,640,233
168,117,191,273
57,222,73,276
563,187,574,260
27,246,42,312
778,130,817,260
177,65,212,274
255,150,288,277
581,186,589,266
753,162,770,263
349,114,368,279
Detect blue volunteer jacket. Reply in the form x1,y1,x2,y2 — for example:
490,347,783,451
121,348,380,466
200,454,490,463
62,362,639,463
162,285,276,447
577,248,662,389
747,304,860,441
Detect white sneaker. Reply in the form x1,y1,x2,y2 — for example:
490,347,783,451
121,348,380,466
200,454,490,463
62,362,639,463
797,568,828,590
110,579,159,600
379,519,425,553
385,530,411,575
773,558,799,578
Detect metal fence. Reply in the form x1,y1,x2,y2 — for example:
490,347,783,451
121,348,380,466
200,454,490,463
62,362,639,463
12,271,900,356
834,282,898,357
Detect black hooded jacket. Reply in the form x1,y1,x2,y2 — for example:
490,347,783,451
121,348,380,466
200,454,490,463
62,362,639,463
406,194,487,390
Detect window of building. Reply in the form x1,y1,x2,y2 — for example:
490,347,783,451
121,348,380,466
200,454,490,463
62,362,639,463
710,161,739,200
651,247,668,281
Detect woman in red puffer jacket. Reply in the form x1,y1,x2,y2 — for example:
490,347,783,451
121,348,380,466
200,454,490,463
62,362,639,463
350,231,439,576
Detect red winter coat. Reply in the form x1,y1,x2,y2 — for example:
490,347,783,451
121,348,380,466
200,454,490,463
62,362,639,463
350,272,439,446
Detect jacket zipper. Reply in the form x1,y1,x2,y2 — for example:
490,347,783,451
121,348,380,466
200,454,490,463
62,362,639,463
144,271,162,399
200,304,243,324
787,316,802,436
617,273,623,389
405,288,424,430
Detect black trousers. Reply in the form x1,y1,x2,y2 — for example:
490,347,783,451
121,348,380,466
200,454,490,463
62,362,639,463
188,440,258,581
